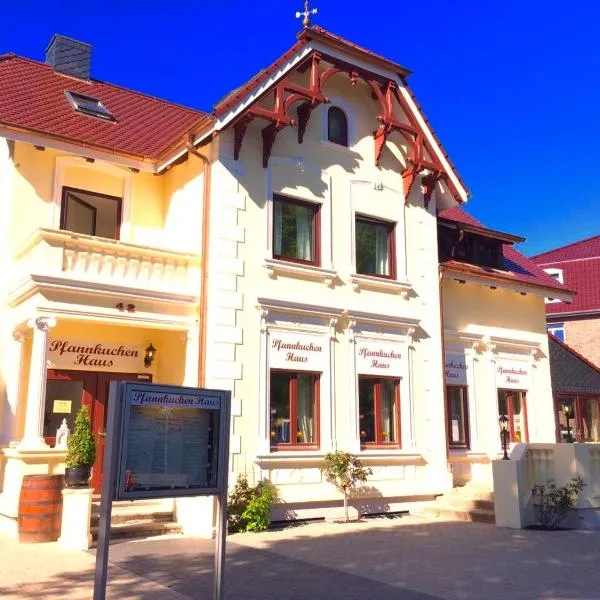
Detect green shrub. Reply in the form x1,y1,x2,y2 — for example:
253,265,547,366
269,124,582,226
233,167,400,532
65,406,96,468
227,474,277,533
532,476,586,529
320,451,371,521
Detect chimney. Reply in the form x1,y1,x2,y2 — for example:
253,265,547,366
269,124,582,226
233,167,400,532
45,34,92,79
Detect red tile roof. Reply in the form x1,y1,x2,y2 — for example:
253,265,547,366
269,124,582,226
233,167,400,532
532,234,600,263
0,53,212,160
439,207,573,295
531,237,600,314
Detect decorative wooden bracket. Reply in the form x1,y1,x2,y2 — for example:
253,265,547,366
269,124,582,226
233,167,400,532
297,102,314,144
262,123,286,168
402,163,420,203
234,116,254,160
421,172,439,209
224,49,462,202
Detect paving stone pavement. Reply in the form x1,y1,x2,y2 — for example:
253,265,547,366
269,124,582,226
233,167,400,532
1,515,599,599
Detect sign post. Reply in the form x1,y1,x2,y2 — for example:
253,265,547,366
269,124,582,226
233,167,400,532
93,382,231,600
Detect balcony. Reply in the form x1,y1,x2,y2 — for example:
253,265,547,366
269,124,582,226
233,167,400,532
8,228,201,306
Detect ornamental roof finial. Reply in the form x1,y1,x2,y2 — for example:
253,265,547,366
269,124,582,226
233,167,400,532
296,0,317,28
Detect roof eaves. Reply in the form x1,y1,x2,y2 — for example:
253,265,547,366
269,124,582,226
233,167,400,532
0,120,158,167
300,26,412,78
440,261,577,300
214,38,309,116
438,217,525,244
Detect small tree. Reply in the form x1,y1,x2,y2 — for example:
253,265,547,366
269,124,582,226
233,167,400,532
320,451,371,521
65,406,96,468
532,476,586,529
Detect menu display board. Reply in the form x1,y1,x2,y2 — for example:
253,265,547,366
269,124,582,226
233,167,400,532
113,383,229,500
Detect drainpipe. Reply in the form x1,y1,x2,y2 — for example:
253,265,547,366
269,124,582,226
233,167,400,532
186,136,211,387
438,264,450,466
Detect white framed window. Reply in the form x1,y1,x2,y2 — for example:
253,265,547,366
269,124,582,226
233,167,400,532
544,268,564,284
320,97,355,150
548,323,565,342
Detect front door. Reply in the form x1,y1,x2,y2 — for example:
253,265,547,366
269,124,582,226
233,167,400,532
46,370,151,493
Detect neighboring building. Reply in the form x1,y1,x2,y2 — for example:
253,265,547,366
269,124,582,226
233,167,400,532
0,27,575,538
437,207,573,484
0,35,211,535
532,235,600,365
549,334,600,443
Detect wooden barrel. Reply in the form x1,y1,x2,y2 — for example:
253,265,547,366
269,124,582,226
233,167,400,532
18,475,63,543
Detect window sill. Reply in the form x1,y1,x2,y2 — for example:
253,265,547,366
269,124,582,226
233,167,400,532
350,273,411,296
255,451,326,466
264,258,338,287
358,449,424,464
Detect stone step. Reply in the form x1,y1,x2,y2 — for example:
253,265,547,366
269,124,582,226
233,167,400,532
91,519,182,541
422,505,495,525
91,499,172,513
440,496,495,512
447,488,495,503
91,508,174,526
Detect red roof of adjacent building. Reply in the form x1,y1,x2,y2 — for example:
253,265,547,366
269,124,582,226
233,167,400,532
0,53,212,160
439,206,574,295
531,236,600,315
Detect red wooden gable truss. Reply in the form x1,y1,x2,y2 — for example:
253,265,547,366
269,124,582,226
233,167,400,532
224,50,460,205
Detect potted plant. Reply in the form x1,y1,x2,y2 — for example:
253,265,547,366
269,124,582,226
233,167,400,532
64,406,96,487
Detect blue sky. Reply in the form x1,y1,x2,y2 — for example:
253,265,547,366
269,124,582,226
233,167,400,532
2,0,599,255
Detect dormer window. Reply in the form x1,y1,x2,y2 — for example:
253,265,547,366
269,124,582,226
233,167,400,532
327,107,348,146
438,224,504,270
544,268,564,284
65,91,115,121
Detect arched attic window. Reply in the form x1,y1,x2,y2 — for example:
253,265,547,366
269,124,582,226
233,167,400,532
327,106,348,146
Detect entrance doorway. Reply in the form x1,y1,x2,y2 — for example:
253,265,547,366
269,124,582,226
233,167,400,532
44,370,151,493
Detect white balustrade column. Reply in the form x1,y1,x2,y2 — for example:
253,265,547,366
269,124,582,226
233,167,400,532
182,328,200,387
19,316,56,449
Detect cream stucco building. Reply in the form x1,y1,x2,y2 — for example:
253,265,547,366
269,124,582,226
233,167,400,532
0,29,574,537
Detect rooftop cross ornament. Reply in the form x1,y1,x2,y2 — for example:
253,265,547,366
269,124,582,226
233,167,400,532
296,0,317,28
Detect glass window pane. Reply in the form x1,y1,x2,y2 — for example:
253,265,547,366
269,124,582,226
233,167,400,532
62,188,121,239
359,379,375,443
512,392,525,442
448,387,468,445
270,372,291,444
328,107,348,146
498,390,508,417
380,380,397,442
296,374,316,444
274,199,315,262
44,380,84,441
581,399,600,442
356,219,390,276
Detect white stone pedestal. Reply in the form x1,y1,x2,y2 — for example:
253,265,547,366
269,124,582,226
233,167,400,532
59,487,93,550
175,496,215,538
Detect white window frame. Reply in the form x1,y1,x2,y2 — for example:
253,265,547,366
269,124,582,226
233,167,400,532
52,156,132,242
548,323,565,341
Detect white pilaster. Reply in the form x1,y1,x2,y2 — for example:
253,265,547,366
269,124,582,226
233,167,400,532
19,316,56,449
182,328,200,387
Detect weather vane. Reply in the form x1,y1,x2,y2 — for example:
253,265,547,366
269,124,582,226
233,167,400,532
296,0,317,28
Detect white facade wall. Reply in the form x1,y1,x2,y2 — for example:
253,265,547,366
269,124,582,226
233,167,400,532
205,73,454,518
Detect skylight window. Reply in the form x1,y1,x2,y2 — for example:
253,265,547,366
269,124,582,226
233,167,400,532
65,91,115,121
